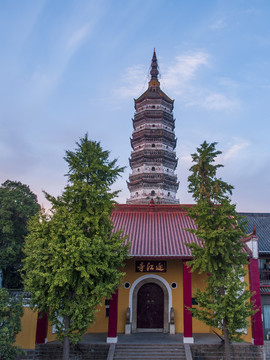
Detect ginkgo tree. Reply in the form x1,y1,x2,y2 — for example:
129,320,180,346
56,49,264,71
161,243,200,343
186,141,255,360
23,135,129,360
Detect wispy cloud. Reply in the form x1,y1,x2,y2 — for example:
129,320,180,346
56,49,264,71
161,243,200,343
115,64,148,98
209,19,227,30
161,51,209,91
116,51,209,99
218,77,239,88
203,93,238,110
222,138,250,162
117,51,239,112
27,22,93,101
66,22,91,52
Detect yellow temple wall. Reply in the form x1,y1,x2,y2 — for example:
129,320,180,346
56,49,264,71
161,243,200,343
36,260,253,343
15,307,37,349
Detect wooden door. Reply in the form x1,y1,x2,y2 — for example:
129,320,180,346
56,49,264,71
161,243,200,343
137,282,164,329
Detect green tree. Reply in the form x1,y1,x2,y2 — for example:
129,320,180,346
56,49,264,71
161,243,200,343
0,180,40,289
186,141,255,360
0,288,24,360
23,135,129,360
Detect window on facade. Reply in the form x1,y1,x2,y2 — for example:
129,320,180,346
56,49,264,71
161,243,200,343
105,299,110,317
136,192,138,197
259,259,270,281
192,298,198,305
152,105,155,109
152,144,155,148
168,192,170,196
152,124,155,127
151,190,155,196
152,167,155,171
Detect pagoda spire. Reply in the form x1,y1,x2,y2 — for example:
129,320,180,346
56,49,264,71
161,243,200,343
149,49,160,87
127,50,179,205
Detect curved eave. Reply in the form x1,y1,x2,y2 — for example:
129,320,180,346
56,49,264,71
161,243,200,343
135,88,174,105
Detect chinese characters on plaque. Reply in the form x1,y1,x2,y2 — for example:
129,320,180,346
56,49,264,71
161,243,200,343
136,260,166,273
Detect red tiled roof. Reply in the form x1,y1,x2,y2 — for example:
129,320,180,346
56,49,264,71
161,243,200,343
111,203,199,258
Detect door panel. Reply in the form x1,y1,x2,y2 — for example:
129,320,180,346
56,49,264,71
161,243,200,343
137,282,164,328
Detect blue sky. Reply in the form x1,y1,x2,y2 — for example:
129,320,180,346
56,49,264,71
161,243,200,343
0,0,269,212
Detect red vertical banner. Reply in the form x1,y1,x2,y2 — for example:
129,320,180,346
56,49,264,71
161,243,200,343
107,290,118,343
249,258,264,345
183,261,193,343
35,312,48,344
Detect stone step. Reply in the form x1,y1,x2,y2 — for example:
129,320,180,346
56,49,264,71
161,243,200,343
113,344,186,360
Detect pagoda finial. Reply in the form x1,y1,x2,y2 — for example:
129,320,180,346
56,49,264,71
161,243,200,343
149,49,160,87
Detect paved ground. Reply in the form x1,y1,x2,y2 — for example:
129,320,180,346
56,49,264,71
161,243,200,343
78,332,225,345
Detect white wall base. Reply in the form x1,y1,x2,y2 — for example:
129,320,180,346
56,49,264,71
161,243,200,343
251,338,254,344
125,323,131,335
169,324,175,335
183,337,194,344
106,336,118,343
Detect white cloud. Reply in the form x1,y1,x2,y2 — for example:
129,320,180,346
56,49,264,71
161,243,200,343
201,93,239,110
161,52,209,91
116,51,239,112
209,19,227,30
115,64,148,98
222,139,250,162
181,155,192,164
116,51,209,99
183,91,239,111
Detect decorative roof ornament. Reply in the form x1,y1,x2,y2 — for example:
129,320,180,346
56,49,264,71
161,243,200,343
149,49,160,88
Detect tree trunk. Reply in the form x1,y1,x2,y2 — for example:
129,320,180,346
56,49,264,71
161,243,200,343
223,319,231,360
62,315,70,360
219,286,231,360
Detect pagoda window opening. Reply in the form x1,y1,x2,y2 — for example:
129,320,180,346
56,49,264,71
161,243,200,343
168,192,171,197
152,144,155,148
152,167,156,171
151,190,155,196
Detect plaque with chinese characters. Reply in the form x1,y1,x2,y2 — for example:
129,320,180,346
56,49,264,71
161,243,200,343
135,261,166,273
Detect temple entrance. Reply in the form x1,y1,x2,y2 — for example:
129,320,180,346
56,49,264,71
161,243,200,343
137,282,164,329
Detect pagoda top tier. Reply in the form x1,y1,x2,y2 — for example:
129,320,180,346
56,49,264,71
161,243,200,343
135,50,174,107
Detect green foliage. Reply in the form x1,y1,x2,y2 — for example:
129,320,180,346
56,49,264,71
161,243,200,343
23,135,129,345
0,180,40,288
187,141,255,342
0,288,24,360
